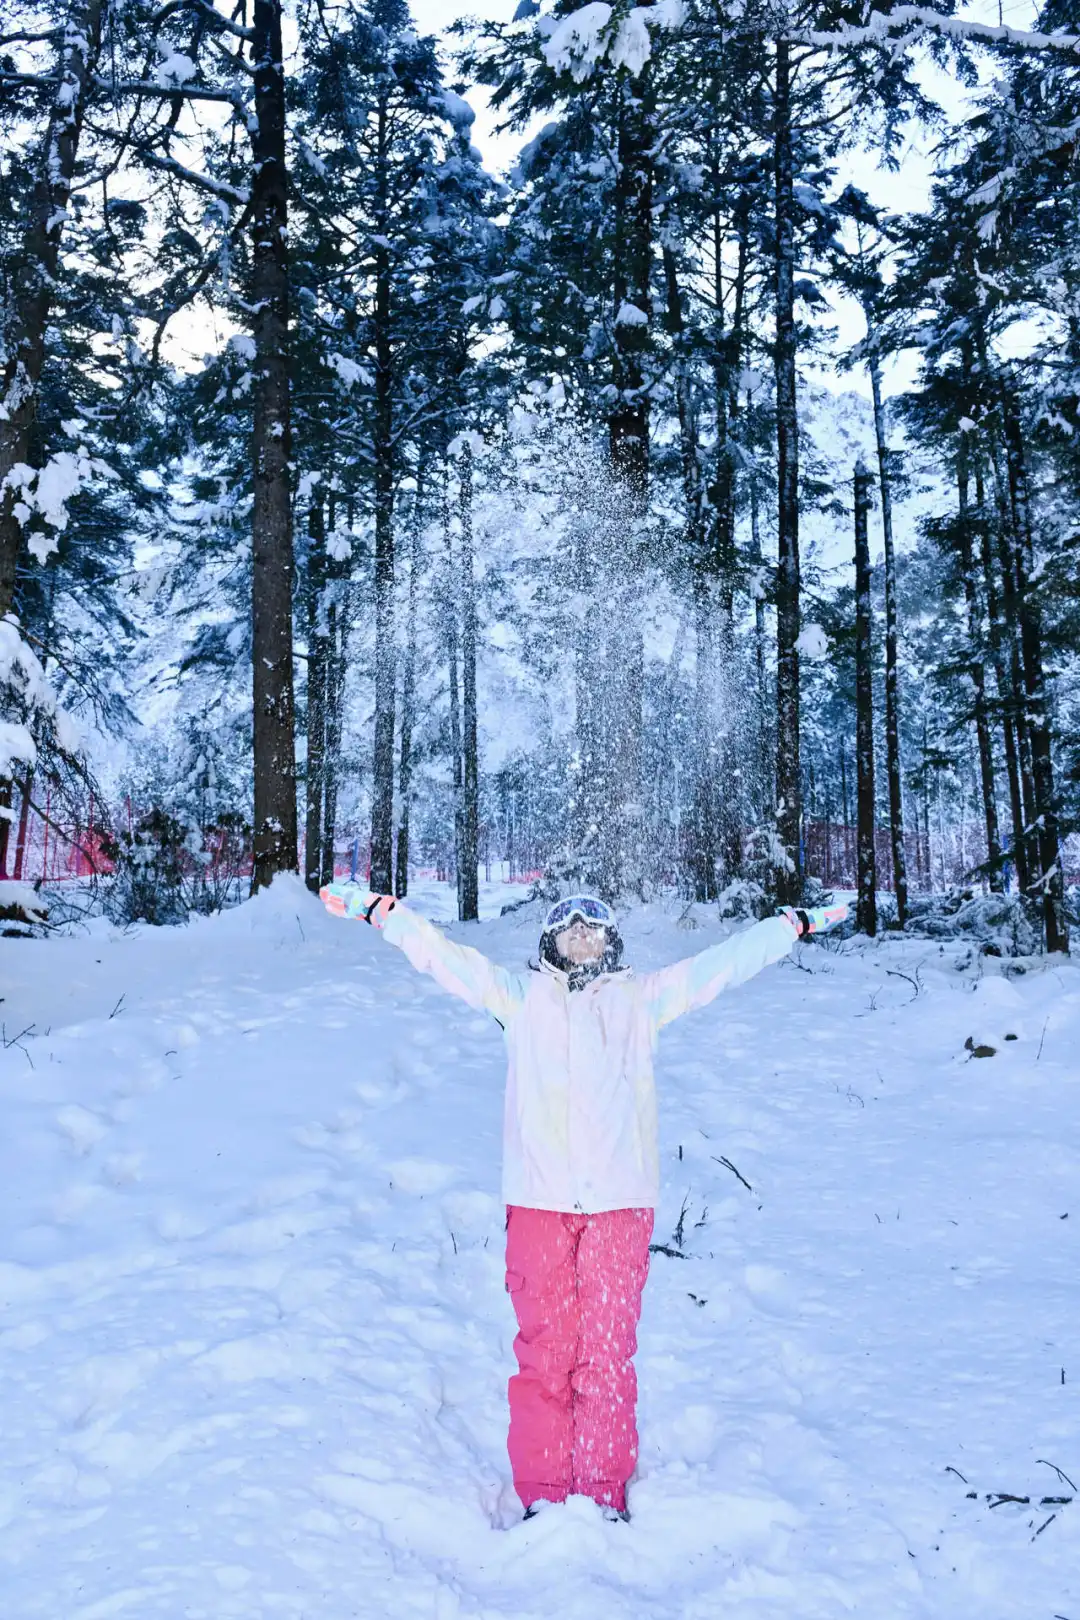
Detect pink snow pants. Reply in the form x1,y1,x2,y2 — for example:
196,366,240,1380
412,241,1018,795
504,1204,653,1513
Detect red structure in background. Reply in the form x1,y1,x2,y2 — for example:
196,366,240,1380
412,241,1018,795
2,792,113,883
0,794,1077,895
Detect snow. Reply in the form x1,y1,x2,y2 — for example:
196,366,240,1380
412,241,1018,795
2,876,1079,1618
327,353,371,391
539,0,685,80
437,89,476,130
542,3,614,82
0,615,77,765
795,623,830,660
3,449,116,559
154,50,196,88
611,9,652,76
0,720,37,776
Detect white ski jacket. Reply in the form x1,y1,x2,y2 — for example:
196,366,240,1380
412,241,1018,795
381,905,799,1214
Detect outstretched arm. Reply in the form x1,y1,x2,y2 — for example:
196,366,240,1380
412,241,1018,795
642,904,848,1030
321,884,527,1027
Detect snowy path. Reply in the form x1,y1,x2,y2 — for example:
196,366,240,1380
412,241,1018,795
2,880,1078,1619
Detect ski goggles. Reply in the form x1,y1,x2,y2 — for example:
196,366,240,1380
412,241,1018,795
542,895,616,932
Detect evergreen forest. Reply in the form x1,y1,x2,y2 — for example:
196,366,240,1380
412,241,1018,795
3,0,1080,949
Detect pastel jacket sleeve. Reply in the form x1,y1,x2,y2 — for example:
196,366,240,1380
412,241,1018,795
381,903,528,1027
642,914,799,1031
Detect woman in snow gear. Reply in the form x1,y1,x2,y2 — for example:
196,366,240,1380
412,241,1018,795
321,881,847,1520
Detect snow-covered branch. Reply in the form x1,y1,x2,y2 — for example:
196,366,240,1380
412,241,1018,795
538,0,1079,78
150,0,255,43
798,7,1080,55
95,76,244,104
140,150,249,205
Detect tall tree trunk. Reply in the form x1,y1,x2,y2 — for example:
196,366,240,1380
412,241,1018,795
1001,400,1068,951
320,602,346,888
772,38,801,904
368,94,396,894
839,740,851,883
664,247,715,900
866,345,907,926
986,428,1038,888
395,479,423,900
976,464,1027,891
690,578,719,900
749,471,770,817
458,444,479,922
609,74,652,500
250,0,297,890
320,494,348,888
709,201,746,886
921,719,932,891
572,521,602,887
957,450,1003,891
853,461,877,936
304,494,327,892
0,0,106,617
444,472,464,906
602,71,653,899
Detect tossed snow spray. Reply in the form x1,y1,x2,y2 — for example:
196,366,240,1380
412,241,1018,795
465,398,764,900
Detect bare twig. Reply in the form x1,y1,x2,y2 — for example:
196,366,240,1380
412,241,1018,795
108,994,126,1019
1038,1460,1077,1492
886,967,919,1003
1,1023,36,1068
1037,1018,1049,1062
944,1465,968,1484
2,1023,36,1048
712,1155,752,1193
1032,1513,1057,1540
673,1193,690,1251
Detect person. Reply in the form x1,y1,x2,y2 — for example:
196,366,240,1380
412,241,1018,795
320,882,848,1522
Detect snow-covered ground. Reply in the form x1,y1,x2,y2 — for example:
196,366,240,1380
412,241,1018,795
2,878,1078,1620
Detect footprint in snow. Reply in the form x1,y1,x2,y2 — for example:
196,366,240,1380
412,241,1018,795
389,1158,457,1196
55,1104,108,1156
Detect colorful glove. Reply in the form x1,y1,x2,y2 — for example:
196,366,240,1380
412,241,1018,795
320,882,396,928
778,902,849,937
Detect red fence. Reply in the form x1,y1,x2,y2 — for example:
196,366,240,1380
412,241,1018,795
2,798,1077,894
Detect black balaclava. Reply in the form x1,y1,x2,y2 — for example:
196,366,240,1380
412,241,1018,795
538,923,624,992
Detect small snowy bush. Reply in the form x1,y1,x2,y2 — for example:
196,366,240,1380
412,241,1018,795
716,878,768,921
904,887,1041,956
104,809,192,927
